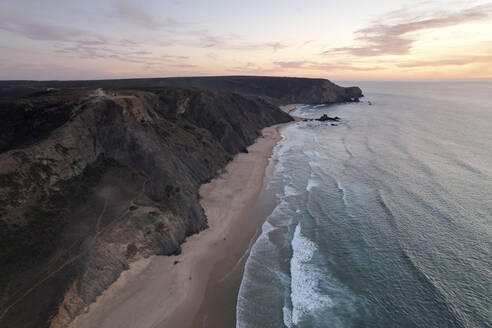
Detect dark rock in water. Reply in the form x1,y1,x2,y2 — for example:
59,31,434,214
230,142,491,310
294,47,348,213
368,101,372,105
302,114,341,123
317,114,340,122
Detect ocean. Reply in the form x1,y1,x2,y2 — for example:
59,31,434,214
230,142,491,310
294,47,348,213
236,82,492,327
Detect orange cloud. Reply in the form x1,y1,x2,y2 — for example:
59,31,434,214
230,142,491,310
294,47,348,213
321,3,492,57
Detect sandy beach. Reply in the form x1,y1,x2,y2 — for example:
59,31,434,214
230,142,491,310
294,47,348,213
280,104,305,121
68,119,292,328
279,103,304,114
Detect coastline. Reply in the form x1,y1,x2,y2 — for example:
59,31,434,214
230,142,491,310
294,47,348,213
68,117,294,328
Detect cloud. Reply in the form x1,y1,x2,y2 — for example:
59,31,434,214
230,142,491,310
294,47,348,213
0,12,105,43
322,3,492,57
54,41,191,66
0,9,193,67
109,0,180,30
228,59,382,75
0,60,112,80
228,62,279,74
181,30,288,52
397,54,492,68
169,63,196,68
231,62,256,70
273,53,492,73
0,11,287,72
274,61,307,69
298,40,313,48
205,52,219,60
266,42,288,52
215,40,288,52
274,60,382,71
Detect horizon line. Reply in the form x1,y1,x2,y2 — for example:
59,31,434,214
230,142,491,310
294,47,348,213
1,75,491,83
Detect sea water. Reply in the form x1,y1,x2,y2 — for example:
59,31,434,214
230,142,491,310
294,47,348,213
236,82,492,327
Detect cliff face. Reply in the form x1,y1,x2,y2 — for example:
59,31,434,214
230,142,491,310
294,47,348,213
0,87,292,328
0,76,363,105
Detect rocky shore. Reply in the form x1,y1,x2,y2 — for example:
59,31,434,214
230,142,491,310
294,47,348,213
0,77,362,327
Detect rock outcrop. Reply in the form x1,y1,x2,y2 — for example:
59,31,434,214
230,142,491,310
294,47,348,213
0,87,292,328
302,114,341,122
317,114,340,122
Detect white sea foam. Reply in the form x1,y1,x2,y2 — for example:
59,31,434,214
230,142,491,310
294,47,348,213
276,143,291,157
270,135,290,178
284,184,302,197
283,305,294,328
288,224,335,325
302,149,316,159
306,178,320,191
260,219,276,234
272,199,289,215
335,180,348,206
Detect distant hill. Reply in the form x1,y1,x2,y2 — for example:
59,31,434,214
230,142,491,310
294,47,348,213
0,76,363,104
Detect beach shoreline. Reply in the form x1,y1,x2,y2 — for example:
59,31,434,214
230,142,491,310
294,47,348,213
68,109,298,328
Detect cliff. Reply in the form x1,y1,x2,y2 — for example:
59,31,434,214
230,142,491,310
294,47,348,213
0,76,363,105
0,87,292,328
0,77,361,328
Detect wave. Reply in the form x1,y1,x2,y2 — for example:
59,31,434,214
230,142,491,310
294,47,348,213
285,224,335,326
284,184,302,197
306,178,320,191
335,180,348,207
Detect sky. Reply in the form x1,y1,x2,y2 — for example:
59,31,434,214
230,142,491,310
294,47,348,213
0,0,491,80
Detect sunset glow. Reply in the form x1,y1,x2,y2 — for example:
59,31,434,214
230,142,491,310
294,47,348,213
1,0,491,80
